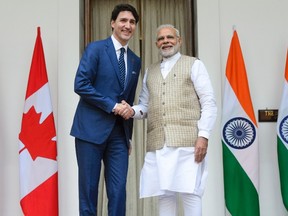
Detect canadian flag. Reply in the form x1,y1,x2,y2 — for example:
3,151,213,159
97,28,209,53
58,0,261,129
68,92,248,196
18,27,58,215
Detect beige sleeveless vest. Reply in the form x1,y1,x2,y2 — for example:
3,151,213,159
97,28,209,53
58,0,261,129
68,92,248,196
146,55,200,152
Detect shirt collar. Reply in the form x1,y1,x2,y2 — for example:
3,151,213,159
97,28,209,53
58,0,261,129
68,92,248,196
111,35,128,52
162,52,181,62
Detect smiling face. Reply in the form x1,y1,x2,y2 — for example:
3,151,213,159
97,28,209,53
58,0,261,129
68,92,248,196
155,27,182,58
111,11,137,46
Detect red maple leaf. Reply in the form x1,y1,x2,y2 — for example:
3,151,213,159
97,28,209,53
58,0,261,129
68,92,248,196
19,106,57,161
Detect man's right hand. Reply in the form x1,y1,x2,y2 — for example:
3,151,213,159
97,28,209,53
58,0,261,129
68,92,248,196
114,100,135,120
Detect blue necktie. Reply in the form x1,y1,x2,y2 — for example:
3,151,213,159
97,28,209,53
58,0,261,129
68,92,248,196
118,47,126,90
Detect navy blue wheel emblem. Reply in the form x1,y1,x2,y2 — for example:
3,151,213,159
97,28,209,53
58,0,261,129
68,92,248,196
223,117,256,149
279,115,288,144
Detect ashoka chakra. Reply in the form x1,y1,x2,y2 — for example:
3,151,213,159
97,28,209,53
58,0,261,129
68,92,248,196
279,115,288,144
223,117,256,149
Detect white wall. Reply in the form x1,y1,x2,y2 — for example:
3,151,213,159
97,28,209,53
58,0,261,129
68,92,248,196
0,0,80,215
57,0,80,215
0,0,287,215
197,0,288,215
196,0,224,215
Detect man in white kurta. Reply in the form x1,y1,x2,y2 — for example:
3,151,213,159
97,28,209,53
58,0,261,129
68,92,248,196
118,24,217,216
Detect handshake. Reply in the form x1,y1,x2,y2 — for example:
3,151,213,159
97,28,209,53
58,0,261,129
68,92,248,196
114,100,135,120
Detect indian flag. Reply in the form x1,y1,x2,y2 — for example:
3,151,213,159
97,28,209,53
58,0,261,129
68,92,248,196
277,50,288,211
221,30,260,215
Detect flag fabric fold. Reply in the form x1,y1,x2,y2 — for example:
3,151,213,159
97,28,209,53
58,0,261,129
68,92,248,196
18,27,58,216
277,50,288,211
221,30,260,216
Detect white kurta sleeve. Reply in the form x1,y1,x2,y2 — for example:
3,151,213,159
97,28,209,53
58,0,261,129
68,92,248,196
132,70,149,119
191,60,217,139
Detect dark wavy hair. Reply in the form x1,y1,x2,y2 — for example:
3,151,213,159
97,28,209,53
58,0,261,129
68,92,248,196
110,4,139,24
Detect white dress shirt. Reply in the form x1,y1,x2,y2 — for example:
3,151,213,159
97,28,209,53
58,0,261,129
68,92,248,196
111,34,128,75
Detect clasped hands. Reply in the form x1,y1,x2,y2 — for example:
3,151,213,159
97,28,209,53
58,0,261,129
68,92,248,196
114,100,135,120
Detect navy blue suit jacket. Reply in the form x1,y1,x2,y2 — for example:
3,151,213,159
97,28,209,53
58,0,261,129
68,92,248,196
70,37,141,146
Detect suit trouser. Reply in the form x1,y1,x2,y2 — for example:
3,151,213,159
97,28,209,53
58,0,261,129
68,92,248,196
159,191,202,216
75,121,128,216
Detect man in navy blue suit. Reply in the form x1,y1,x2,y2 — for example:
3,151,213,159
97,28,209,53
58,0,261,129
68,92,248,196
70,4,141,216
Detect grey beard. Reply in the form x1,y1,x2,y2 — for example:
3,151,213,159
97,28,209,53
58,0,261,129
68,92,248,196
159,44,180,58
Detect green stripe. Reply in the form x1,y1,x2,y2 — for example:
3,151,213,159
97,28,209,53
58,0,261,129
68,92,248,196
277,136,288,211
222,141,260,216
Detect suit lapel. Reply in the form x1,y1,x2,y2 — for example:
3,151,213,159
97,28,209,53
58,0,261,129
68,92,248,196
105,38,122,86
125,48,136,90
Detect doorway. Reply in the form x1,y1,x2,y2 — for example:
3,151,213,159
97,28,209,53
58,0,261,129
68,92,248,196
80,1,197,215
84,0,196,70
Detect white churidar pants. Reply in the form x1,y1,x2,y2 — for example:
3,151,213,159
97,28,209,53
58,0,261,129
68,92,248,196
159,192,202,216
